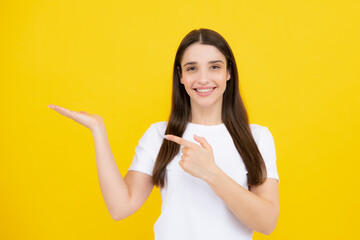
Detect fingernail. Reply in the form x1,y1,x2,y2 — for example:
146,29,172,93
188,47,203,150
164,135,169,139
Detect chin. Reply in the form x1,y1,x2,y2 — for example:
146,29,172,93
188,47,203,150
192,98,220,109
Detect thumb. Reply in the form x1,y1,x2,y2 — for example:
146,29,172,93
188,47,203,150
193,135,212,150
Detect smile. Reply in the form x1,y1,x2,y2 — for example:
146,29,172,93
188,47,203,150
194,87,216,96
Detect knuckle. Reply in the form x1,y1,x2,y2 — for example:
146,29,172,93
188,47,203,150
181,159,186,165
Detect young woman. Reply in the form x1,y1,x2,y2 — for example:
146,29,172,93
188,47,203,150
49,28,280,240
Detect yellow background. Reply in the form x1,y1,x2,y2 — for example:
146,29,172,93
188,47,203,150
1,0,359,239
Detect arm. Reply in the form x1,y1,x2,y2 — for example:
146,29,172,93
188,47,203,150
163,133,280,234
48,104,153,220
92,124,131,220
203,166,279,235
92,124,154,221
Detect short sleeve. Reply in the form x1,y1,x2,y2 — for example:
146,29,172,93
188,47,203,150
128,124,158,176
258,126,280,183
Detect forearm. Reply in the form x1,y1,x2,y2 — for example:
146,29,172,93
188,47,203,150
91,124,130,220
203,166,279,235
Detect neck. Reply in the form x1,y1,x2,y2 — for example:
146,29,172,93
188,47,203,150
189,98,223,126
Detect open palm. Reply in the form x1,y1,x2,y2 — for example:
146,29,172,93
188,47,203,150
48,104,103,131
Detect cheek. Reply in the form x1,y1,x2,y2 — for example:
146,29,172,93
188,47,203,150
214,72,228,86
182,75,195,87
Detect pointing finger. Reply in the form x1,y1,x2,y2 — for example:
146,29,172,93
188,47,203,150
164,134,197,148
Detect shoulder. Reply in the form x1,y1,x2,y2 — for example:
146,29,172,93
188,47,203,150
147,121,168,136
138,121,168,146
249,123,273,144
134,121,168,158
251,124,279,181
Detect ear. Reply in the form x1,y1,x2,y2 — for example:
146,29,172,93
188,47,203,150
226,62,231,81
177,66,183,84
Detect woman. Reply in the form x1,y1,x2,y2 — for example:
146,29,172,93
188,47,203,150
49,28,280,239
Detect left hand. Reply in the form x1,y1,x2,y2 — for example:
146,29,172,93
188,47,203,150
164,134,218,180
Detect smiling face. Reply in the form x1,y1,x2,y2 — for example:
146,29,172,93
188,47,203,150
179,43,231,110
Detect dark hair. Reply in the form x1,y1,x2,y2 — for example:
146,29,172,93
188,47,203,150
152,28,267,189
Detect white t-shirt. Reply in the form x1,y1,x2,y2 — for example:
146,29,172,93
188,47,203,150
128,121,279,240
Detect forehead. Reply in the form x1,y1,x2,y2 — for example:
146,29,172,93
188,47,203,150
181,43,226,64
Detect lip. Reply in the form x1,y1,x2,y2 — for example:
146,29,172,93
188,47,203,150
193,87,216,97
193,87,216,90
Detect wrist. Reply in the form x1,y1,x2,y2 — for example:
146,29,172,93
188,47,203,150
203,163,222,185
91,122,106,135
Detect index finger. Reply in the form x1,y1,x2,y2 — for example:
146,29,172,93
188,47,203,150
164,134,197,148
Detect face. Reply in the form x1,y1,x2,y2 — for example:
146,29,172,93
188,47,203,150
179,43,231,109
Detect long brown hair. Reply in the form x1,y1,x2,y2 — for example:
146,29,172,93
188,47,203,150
152,28,267,189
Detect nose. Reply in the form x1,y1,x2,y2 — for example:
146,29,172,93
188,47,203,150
197,68,210,84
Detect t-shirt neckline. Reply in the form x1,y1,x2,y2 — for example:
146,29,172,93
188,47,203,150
187,121,225,129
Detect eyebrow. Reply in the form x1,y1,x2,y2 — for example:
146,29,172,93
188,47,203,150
183,60,224,68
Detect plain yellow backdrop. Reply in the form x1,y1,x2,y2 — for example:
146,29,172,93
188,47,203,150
1,0,359,239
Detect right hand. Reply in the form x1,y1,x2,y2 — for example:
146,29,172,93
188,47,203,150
48,104,104,132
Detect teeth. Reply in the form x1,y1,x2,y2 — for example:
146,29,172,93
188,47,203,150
196,88,214,92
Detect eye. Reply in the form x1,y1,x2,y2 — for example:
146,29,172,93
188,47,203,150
211,65,220,69
186,66,196,71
